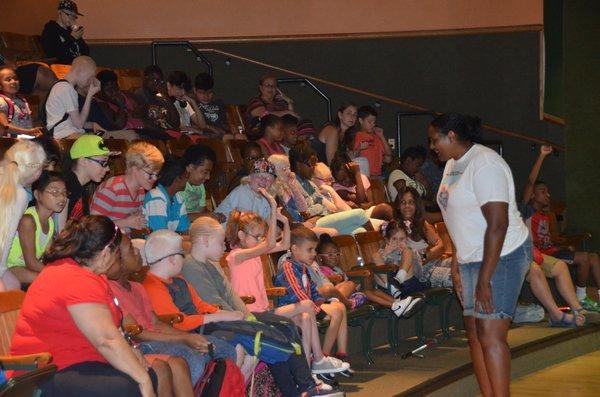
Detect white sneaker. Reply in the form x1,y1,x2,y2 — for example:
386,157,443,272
392,296,425,318
312,356,350,374
312,374,333,391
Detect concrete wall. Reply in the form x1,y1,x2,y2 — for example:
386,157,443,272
564,1,600,251
89,31,565,202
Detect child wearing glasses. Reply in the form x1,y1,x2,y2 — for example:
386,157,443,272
7,171,67,285
91,141,164,233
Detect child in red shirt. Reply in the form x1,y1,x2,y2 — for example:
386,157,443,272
353,105,392,177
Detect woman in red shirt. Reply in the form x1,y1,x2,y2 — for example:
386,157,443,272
10,215,158,397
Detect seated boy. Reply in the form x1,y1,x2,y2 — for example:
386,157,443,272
274,225,351,361
521,145,600,311
91,141,164,233
167,71,208,136
144,157,190,233
180,144,216,217
193,73,232,139
353,105,392,177
45,55,103,139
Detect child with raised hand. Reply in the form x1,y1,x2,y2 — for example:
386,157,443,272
225,187,290,313
226,193,350,374
275,225,355,368
7,171,67,284
371,220,426,316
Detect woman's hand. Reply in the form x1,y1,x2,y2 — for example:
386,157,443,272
475,279,494,314
345,161,361,175
87,78,101,97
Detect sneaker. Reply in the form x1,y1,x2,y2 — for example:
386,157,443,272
400,296,425,318
580,296,600,312
311,374,333,391
391,296,412,317
392,296,425,318
312,356,350,374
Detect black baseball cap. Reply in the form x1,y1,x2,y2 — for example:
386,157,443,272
58,0,84,16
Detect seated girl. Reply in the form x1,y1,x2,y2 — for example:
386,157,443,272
7,171,67,284
256,114,286,157
395,186,454,289
316,234,421,317
225,194,349,374
0,65,43,137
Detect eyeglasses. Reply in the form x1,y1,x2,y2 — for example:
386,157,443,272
141,168,159,180
44,189,70,198
103,224,120,251
148,252,185,265
87,157,109,168
245,232,266,242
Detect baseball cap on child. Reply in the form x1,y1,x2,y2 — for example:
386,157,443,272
70,134,119,159
58,0,84,16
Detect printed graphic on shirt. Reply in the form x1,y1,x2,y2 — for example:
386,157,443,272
437,170,462,211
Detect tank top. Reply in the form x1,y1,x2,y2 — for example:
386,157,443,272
7,207,54,268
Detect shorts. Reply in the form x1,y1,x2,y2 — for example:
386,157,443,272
553,250,575,264
460,237,532,320
538,254,561,277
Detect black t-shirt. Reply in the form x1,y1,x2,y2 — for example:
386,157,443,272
65,170,88,220
41,21,89,64
198,99,227,130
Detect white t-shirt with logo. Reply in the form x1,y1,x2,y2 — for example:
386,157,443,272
174,100,196,128
437,144,528,264
45,81,83,139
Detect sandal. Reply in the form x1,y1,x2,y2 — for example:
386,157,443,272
549,312,584,328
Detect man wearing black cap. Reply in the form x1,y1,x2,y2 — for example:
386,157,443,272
41,0,90,64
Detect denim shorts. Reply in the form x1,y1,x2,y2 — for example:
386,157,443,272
460,237,532,320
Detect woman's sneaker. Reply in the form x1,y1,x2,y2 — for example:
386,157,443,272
312,356,350,374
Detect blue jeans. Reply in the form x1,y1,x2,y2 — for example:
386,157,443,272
460,237,532,320
139,335,236,384
315,208,369,235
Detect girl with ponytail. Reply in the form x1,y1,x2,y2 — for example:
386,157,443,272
0,139,46,290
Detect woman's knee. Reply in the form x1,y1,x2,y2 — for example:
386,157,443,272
528,263,543,282
152,359,173,385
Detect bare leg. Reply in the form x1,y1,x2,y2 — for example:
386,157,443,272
320,303,342,355
550,260,584,310
275,301,323,364
476,318,512,397
364,289,395,307
318,284,353,308
167,356,194,397
335,280,356,299
528,264,584,325
588,253,600,288
573,252,591,288
152,358,174,397
334,302,348,353
464,316,493,397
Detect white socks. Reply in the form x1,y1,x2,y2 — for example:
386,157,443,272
395,269,407,285
576,286,587,301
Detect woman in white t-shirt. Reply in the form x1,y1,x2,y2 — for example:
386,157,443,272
430,113,530,397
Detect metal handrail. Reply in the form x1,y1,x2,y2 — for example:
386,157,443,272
149,42,564,151
396,111,436,156
151,41,213,76
276,77,332,121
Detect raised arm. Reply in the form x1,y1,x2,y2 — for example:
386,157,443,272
522,145,552,205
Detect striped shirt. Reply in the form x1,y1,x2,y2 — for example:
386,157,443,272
143,184,190,233
90,176,145,230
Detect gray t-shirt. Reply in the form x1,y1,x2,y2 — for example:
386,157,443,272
182,256,248,314
0,96,33,129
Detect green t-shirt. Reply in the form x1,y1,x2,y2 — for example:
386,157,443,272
181,182,206,213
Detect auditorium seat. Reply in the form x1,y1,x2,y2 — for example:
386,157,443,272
50,64,71,79
225,104,249,135
0,32,45,62
115,68,144,92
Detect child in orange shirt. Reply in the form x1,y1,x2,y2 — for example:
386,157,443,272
353,105,392,177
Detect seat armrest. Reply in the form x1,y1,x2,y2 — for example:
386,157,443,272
157,313,184,325
266,287,287,297
241,295,256,304
0,353,52,369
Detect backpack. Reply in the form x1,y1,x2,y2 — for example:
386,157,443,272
0,93,31,124
194,358,245,397
202,317,301,364
246,361,281,397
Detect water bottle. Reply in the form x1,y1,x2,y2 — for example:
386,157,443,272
357,256,365,268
